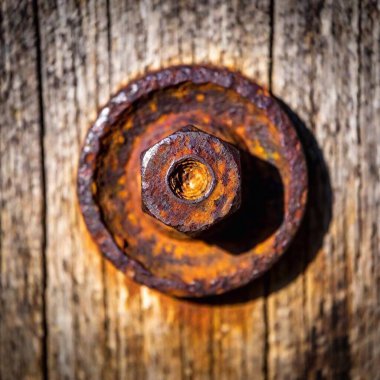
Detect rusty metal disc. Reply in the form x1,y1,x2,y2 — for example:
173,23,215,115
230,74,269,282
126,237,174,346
78,65,307,297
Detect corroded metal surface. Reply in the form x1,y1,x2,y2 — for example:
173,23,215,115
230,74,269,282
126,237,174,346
141,126,241,234
77,65,308,297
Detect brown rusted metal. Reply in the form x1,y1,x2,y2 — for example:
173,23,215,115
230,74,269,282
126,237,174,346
77,65,308,297
141,126,241,235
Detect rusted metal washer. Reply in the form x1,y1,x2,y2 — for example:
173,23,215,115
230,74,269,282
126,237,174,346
78,65,307,297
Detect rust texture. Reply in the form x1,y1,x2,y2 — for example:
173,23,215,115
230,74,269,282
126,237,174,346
141,126,241,235
77,65,308,297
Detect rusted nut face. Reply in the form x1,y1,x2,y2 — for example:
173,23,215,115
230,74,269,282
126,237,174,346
141,126,241,234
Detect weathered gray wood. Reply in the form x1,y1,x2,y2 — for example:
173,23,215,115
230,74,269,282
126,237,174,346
37,1,109,379
0,1,45,379
268,1,315,378
269,1,378,379
350,1,380,378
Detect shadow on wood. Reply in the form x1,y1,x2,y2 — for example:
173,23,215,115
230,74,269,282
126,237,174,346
200,151,284,254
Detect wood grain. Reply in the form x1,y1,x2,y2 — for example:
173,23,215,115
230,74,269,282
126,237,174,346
37,1,112,378
1,0,379,379
270,1,360,379
351,1,380,378
0,1,45,379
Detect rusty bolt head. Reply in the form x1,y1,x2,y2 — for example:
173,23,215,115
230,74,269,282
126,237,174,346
141,126,241,234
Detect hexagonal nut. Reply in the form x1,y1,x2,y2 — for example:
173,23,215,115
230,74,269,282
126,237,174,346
140,126,241,235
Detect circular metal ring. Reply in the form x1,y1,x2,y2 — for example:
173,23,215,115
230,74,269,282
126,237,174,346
77,65,308,297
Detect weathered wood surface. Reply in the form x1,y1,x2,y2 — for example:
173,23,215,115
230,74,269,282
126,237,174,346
0,1,45,379
1,1,379,379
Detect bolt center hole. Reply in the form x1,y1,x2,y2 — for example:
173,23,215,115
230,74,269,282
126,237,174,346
168,158,213,202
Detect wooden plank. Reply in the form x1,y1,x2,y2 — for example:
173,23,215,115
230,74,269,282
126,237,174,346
0,1,45,379
202,2,271,379
105,2,182,378
267,2,317,377
105,1,201,379
37,1,110,378
270,0,362,378
105,1,271,379
350,1,380,378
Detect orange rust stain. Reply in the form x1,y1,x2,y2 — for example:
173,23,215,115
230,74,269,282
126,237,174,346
150,102,158,112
